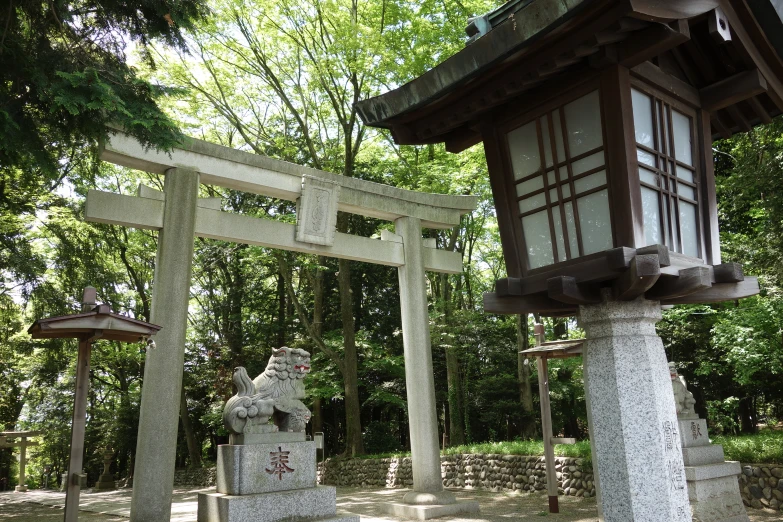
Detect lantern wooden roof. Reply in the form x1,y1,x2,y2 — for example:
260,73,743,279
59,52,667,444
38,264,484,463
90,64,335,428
358,0,776,316
520,339,584,359
28,304,161,343
357,0,783,152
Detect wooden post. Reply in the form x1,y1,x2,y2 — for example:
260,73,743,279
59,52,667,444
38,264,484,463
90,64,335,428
64,339,92,522
534,323,559,513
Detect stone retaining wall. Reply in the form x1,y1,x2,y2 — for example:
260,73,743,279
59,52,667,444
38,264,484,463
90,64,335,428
738,463,783,511
173,467,216,487
172,456,783,512
318,454,596,498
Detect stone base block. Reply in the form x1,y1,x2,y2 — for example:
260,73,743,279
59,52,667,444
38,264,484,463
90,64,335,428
683,445,725,466
688,475,744,503
685,462,741,482
378,500,480,520
217,441,316,495
690,491,749,522
93,481,116,491
198,486,341,522
14,485,27,492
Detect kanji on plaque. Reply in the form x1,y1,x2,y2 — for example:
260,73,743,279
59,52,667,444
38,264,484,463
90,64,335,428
266,446,294,480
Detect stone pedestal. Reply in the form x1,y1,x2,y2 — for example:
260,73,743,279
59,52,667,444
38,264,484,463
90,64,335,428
217,442,316,495
679,418,749,522
198,440,357,522
580,296,692,522
93,450,116,491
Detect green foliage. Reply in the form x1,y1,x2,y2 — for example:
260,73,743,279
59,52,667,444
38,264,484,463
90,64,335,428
713,430,783,464
0,0,209,180
706,397,741,435
710,296,783,388
362,421,404,455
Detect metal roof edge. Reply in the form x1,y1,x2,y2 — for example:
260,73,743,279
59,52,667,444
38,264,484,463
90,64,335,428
356,0,592,127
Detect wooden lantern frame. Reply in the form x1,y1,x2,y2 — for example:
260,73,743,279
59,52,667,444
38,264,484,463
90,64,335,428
478,60,754,316
484,64,719,273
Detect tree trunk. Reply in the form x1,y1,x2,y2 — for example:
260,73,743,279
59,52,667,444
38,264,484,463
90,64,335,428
338,256,364,456
444,346,465,446
276,272,286,348
310,256,325,438
312,397,323,435
440,230,465,446
313,256,325,337
739,396,757,434
517,314,537,438
274,252,362,456
180,387,202,468
553,317,567,339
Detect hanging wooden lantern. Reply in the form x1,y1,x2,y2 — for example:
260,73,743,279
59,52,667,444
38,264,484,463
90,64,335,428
357,0,782,315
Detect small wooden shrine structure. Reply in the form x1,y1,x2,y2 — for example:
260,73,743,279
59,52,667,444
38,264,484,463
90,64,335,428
28,287,160,522
520,324,583,513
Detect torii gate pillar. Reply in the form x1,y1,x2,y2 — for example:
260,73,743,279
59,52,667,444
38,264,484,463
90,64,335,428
131,168,199,522
384,216,479,518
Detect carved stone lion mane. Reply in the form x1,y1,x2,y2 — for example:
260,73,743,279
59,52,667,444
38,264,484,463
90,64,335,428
223,347,312,435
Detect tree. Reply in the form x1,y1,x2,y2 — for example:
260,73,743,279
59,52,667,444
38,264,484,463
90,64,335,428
0,0,209,181
151,0,499,456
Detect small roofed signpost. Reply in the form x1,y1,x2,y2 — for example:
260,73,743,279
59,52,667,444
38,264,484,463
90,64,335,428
520,324,583,514
27,287,160,522
0,431,42,492
357,1,783,519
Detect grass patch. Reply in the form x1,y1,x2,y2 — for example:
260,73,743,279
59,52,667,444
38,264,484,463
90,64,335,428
353,451,411,460
444,440,591,462
713,430,783,464
355,439,592,465
352,431,783,466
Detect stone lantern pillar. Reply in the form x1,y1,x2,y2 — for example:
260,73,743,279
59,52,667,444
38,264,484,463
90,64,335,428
94,449,116,491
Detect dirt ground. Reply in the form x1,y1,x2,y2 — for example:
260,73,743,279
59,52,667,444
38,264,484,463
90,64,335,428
1,486,780,521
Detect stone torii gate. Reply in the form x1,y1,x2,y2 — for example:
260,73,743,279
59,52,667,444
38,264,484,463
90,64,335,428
0,431,41,492
85,131,479,521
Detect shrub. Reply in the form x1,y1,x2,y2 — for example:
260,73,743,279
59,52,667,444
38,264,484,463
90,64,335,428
713,430,783,464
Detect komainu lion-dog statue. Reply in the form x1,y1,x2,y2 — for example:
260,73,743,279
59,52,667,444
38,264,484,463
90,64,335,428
223,347,312,436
